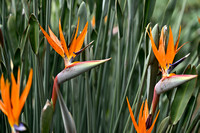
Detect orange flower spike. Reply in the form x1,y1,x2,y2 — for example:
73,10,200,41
175,27,188,54
138,102,144,131
175,26,181,52
59,19,69,58
166,26,175,65
40,25,65,57
5,80,15,126
0,76,7,116
40,18,89,68
75,21,88,52
126,97,139,132
91,16,95,28
11,70,20,120
18,69,33,116
144,100,149,121
0,75,7,109
48,26,62,48
158,27,167,69
126,98,159,133
147,28,165,68
68,19,88,58
0,68,33,129
68,18,80,57
147,25,189,77
0,100,7,115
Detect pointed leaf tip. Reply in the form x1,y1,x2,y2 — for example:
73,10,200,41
155,75,197,94
57,58,111,84
56,89,77,133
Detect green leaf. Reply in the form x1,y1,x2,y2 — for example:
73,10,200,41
116,0,123,38
0,46,4,65
0,28,4,48
13,48,21,74
161,0,178,26
28,14,39,55
77,1,87,30
20,26,30,58
143,0,156,28
157,116,170,133
22,0,29,20
138,48,145,71
40,100,54,133
7,14,18,53
170,66,197,125
57,89,77,133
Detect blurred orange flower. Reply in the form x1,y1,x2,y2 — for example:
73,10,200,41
0,68,33,130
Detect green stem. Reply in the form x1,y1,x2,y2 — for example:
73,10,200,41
113,32,144,133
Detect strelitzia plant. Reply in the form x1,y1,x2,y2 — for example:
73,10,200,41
126,97,159,133
39,18,111,132
0,68,33,132
146,26,197,128
40,18,111,108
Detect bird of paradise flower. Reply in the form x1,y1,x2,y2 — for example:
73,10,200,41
145,25,197,128
39,18,111,108
0,68,33,132
126,97,159,133
40,18,90,68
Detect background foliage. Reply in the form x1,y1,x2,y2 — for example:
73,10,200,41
0,0,200,132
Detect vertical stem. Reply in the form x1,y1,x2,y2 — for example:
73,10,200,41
68,0,72,44
113,32,144,133
51,76,59,109
85,73,92,133
121,0,133,94
44,0,51,98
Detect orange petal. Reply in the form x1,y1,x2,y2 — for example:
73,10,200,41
1,74,10,108
18,69,33,119
75,21,88,52
40,25,65,57
48,26,62,48
69,18,80,57
91,16,95,28
176,42,188,54
17,67,20,86
11,72,19,119
198,16,200,24
59,19,69,57
147,28,166,68
159,27,165,49
141,116,146,133
0,75,7,106
126,97,139,132
166,26,175,65
174,26,181,52
144,99,149,121
147,110,160,133
158,27,166,67
5,80,15,127
138,102,144,128
0,100,8,116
